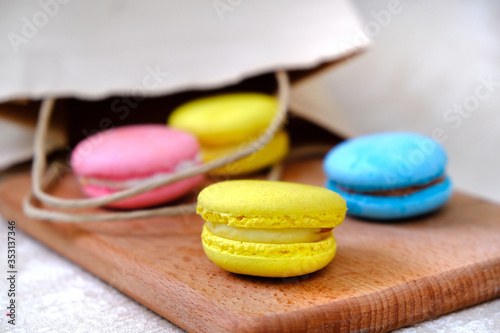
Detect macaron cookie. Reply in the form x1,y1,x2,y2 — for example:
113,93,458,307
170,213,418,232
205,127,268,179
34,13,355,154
323,132,453,220
71,124,204,209
168,93,289,176
196,180,346,277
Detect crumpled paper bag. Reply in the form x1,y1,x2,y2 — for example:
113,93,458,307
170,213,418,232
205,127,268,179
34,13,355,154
0,0,368,102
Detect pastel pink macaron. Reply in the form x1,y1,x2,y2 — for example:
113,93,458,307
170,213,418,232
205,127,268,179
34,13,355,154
70,124,204,209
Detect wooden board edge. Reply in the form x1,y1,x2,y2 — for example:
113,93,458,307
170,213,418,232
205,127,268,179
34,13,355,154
0,174,250,333
230,257,500,332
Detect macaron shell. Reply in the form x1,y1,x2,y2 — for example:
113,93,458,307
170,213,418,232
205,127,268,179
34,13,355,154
323,132,448,191
71,125,200,180
71,124,204,208
168,93,278,147
326,176,453,220
203,131,289,176
81,175,203,209
197,180,347,228
201,225,337,277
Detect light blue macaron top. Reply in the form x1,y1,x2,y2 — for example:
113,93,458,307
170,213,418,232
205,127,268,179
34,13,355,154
323,132,448,191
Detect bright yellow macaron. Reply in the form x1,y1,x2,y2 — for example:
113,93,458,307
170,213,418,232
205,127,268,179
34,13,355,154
203,130,289,176
196,180,347,278
168,93,289,176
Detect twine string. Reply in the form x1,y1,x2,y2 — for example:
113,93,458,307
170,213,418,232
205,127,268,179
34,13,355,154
22,71,290,222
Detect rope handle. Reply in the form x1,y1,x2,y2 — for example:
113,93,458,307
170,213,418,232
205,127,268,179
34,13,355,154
22,71,290,222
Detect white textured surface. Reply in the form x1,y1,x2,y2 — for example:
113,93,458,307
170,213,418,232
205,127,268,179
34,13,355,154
0,217,499,332
0,222,184,333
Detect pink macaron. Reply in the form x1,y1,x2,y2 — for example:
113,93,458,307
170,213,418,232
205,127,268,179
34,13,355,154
70,124,204,209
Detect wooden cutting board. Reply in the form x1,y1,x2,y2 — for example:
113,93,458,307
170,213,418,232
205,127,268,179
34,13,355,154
1,159,500,333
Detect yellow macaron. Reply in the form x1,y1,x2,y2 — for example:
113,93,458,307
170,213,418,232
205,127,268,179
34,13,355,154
168,93,289,176
196,180,347,277
202,130,289,176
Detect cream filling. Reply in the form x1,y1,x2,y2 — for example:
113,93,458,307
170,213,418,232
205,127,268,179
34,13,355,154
78,154,201,190
205,221,332,244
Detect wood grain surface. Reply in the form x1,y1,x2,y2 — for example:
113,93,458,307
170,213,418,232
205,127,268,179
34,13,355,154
1,159,499,333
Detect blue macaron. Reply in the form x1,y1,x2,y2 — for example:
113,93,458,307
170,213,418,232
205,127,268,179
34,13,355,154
323,132,453,220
